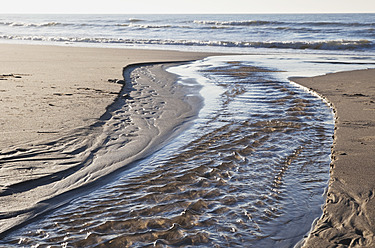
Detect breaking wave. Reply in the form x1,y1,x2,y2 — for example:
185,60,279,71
0,35,372,51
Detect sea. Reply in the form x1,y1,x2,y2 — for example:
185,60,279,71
0,14,375,247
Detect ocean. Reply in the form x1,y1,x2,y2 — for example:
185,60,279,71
1,14,375,247
0,13,374,53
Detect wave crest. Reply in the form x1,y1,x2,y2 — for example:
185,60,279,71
0,21,67,27
193,20,278,26
128,18,144,22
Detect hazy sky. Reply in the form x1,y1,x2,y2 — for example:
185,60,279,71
1,0,374,14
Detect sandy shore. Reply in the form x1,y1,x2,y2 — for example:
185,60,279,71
291,69,375,247
2,43,375,245
0,43,220,236
0,44,219,149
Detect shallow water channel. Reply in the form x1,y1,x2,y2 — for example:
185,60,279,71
2,55,338,247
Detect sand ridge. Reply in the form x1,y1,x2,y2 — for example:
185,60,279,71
291,69,375,247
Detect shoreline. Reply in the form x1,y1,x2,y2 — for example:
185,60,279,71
291,69,375,247
0,43,221,236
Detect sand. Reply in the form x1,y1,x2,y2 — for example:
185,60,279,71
291,69,375,247
0,43,220,236
0,43,219,149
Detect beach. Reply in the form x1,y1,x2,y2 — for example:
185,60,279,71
292,69,375,247
0,42,374,246
0,43,219,236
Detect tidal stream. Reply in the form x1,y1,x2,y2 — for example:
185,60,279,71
4,54,361,247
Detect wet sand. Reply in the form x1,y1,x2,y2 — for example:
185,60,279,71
0,43,220,236
291,69,375,247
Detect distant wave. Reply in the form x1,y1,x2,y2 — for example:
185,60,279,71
0,21,129,28
193,20,280,26
194,19,375,27
128,18,144,22
0,35,372,51
115,18,145,25
0,21,70,27
116,23,175,29
0,20,179,30
299,21,375,27
2,19,373,31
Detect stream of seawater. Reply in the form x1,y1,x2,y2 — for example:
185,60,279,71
3,54,375,247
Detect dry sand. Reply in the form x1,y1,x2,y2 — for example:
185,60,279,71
291,69,375,247
0,43,220,236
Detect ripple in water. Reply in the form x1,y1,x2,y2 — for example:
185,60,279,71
3,58,334,247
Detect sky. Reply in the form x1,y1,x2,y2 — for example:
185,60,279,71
0,0,374,14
